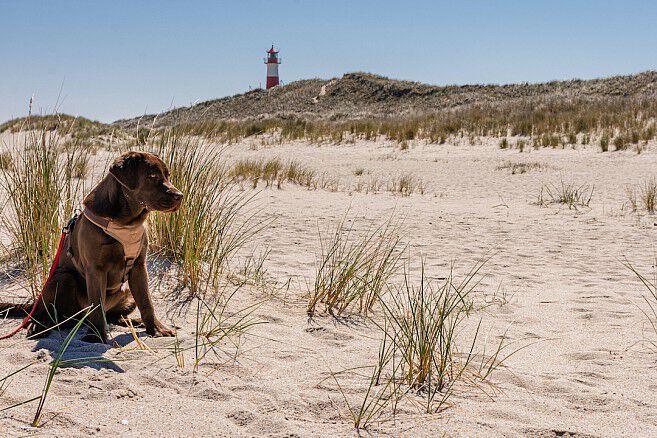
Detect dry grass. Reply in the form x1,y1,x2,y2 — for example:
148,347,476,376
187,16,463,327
385,174,424,196
316,173,340,192
351,174,425,196
162,95,657,150
190,281,264,370
353,176,384,194
641,179,657,213
230,158,426,196
0,152,13,170
376,260,503,413
626,179,657,213
600,134,610,152
145,130,268,299
496,161,547,175
230,157,317,190
333,258,512,430
537,179,594,210
0,125,89,297
624,261,657,352
308,215,406,317
626,186,639,212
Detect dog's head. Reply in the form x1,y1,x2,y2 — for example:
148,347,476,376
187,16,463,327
109,151,183,212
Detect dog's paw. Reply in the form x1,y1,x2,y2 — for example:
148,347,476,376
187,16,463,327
26,322,39,338
146,321,175,338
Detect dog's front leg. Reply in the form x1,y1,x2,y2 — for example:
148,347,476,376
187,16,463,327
83,269,109,343
128,261,174,337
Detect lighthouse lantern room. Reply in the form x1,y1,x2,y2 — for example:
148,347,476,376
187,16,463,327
264,45,281,89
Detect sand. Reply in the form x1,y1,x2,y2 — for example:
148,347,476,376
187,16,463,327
2,138,657,437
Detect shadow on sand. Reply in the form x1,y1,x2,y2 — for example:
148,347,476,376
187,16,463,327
32,327,148,372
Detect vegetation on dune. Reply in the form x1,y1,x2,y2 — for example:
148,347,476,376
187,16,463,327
228,156,426,196
6,77,657,153
132,95,657,152
1,114,125,155
115,70,657,128
103,70,657,151
0,114,113,138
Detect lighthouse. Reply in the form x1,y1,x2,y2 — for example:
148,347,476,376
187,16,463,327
264,45,281,89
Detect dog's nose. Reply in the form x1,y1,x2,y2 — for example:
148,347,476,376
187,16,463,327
168,190,183,201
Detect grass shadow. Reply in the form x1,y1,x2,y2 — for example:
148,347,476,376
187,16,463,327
32,328,126,372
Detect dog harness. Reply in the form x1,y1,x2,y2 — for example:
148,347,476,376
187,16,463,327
82,208,146,283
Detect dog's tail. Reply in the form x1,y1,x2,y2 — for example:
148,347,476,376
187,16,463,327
0,302,33,318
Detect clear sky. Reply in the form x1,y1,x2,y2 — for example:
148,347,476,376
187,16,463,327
2,0,656,123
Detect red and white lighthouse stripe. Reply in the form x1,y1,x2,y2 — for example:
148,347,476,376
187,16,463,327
265,45,281,89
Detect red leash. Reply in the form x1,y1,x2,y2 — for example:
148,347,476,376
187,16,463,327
0,231,67,340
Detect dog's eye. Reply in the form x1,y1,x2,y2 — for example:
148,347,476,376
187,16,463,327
147,174,162,183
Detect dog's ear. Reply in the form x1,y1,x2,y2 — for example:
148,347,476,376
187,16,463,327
109,153,142,190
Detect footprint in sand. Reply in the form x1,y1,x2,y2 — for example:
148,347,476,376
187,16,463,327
523,428,598,438
227,409,255,427
304,326,353,341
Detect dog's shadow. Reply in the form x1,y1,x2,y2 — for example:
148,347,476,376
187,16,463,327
25,254,173,373
32,327,144,372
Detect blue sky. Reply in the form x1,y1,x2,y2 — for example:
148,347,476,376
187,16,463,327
1,0,656,123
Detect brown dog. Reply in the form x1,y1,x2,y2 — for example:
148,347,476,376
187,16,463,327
22,151,183,343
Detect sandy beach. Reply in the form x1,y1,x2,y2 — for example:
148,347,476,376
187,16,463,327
1,136,657,436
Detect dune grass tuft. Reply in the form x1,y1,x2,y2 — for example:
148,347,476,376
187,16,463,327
308,215,405,317
640,179,657,213
0,151,13,170
0,125,89,297
191,281,265,371
537,179,593,210
377,260,494,413
624,261,657,351
146,130,267,299
625,179,657,214
385,174,424,196
230,157,316,189
496,161,547,175
333,257,513,430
